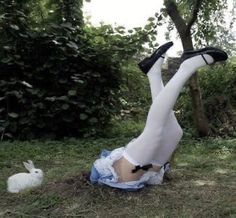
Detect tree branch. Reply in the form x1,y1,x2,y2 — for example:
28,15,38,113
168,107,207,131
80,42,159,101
164,0,187,36
186,0,203,32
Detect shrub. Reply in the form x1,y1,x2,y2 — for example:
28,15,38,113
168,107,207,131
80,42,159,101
0,15,123,140
0,4,160,140
0,1,166,140
176,61,236,136
200,62,236,136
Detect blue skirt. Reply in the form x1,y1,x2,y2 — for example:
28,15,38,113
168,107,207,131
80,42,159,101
90,148,166,191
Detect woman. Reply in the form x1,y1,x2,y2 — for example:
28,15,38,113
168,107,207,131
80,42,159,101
89,42,228,191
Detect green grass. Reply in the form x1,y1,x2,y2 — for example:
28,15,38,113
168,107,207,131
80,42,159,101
0,137,236,218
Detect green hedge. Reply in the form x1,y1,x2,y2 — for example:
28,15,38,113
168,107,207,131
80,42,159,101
0,16,123,140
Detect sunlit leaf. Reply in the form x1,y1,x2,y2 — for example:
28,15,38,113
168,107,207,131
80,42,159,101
68,90,77,96
80,113,88,120
8,113,19,118
10,24,19,30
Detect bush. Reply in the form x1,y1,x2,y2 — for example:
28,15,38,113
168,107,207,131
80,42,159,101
0,1,167,140
176,61,236,136
0,3,160,140
0,14,123,140
200,62,236,136
118,61,151,118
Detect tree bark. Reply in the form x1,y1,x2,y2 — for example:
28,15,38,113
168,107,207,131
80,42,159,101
181,35,210,137
164,0,210,136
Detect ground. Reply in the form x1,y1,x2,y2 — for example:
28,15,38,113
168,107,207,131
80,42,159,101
0,137,235,218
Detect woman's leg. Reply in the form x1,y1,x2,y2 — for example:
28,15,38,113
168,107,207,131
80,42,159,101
146,53,183,167
123,54,215,166
147,54,165,99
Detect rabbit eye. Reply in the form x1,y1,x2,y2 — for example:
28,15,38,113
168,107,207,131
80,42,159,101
35,171,38,173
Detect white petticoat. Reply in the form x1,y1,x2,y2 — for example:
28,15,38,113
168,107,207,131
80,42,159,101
93,147,165,187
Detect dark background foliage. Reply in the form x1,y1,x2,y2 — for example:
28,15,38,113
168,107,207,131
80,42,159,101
0,23,122,139
175,62,236,137
0,0,157,140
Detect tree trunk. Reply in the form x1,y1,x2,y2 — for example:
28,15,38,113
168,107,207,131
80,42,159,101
188,75,210,136
180,35,210,136
164,0,210,137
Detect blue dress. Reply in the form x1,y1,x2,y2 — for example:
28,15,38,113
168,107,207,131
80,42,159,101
90,147,167,191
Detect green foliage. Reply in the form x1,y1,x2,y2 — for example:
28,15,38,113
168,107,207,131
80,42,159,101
0,25,122,140
11,0,84,30
176,61,236,136
118,61,151,116
0,0,160,140
103,61,153,139
193,0,235,53
104,118,145,139
200,62,236,135
162,0,236,53
0,1,121,140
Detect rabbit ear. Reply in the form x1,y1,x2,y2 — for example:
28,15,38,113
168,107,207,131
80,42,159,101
27,160,35,168
23,161,33,171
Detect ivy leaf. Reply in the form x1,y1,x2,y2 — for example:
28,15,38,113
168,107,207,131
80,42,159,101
19,118,29,125
45,96,56,101
61,22,72,28
52,40,62,45
63,115,73,122
10,24,20,30
62,104,70,110
59,79,68,84
68,90,77,96
21,81,33,88
4,133,13,138
3,46,12,50
19,33,29,38
66,41,78,50
158,15,163,21
1,58,11,63
89,117,98,123
151,36,156,41
57,96,69,101
144,24,152,31
6,91,22,98
127,29,133,34
8,113,19,118
148,17,155,22
80,113,88,120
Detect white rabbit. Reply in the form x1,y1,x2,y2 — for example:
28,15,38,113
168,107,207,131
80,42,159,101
7,160,43,193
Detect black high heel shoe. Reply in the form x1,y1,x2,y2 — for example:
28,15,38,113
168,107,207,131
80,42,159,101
181,47,228,64
138,41,173,74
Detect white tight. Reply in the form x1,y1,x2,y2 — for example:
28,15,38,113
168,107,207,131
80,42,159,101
123,54,213,167
146,57,183,166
